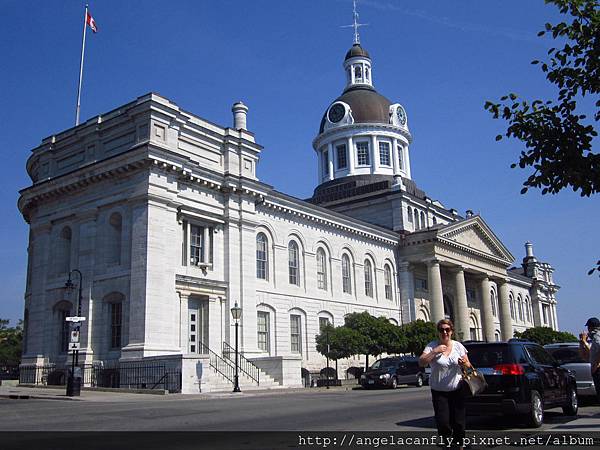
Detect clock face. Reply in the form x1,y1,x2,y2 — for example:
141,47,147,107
328,103,345,123
396,105,407,125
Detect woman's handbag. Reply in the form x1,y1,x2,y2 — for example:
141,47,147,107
461,365,487,396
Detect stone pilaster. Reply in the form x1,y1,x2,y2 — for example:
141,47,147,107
427,260,444,324
398,262,414,324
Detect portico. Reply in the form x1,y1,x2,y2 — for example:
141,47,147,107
400,216,515,341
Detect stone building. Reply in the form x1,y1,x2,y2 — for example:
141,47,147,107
17,39,559,392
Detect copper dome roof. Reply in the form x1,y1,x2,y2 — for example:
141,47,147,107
344,43,371,61
319,85,392,133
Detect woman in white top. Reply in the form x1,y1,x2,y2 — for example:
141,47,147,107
419,319,472,450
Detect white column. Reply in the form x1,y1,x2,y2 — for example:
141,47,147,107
392,138,399,174
371,135,378,174
478,276,495,342
497,279,513,339
179,293,189,353
452,266,469,341
208,295,221,351
203,226,210,262
403,145,411,179
347,136,355,175
427,260,444,323
327,143,334,180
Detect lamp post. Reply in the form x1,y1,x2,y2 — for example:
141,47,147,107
230,302,242,393
64,269,83,397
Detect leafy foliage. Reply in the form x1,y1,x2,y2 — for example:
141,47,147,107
485,0,599,198
0,319,23,366
400,320,438,356
315,324,367,361
513,326,578,345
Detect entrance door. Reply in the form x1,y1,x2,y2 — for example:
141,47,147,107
188,298,209,353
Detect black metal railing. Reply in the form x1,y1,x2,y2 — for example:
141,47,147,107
222,341,260,385
18,361,182,393
197,341,235,383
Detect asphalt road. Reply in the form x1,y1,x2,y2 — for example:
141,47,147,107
1,385,598,432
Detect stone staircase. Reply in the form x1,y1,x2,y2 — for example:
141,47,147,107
197,341,282,393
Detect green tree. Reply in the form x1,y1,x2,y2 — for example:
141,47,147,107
484,0,599,274
315,325,367,361
0,319,23,367
513,326,578,345
344,312,398,370
400,320,438,356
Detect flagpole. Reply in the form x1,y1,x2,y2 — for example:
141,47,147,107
75,4,88,126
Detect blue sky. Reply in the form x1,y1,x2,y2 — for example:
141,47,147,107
0,0,597,335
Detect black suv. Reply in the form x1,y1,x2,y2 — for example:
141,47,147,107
360,356,425,389
463,340,578,427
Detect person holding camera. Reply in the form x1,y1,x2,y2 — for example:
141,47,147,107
579,317,600,402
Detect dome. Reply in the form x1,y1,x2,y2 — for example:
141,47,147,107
344,43,370,61
319,85,392,133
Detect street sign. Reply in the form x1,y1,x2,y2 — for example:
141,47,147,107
70,328,80,343
66,317,86,322
68,342,81,351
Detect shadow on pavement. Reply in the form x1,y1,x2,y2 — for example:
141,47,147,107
394,416,436,429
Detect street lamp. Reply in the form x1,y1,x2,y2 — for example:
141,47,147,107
230,302,242,393
64,269,83,397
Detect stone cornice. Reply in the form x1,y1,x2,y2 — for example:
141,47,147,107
313,122,413,149
260,193,399,246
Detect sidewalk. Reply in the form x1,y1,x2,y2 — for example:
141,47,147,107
0,383,354,402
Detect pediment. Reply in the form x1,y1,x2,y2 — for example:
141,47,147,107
437,217,514,263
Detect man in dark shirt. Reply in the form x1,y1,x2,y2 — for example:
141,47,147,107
579,317,600,402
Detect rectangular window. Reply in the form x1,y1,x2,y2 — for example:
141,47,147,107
257,311,270,353
184,222,213,266
397,145,404,170
110,302,122,349
415,277,428,291
379,142,391,166
542,304,550,325
319,317,330,331
356,142,370,166
290,315,302,353
336,144,347,169
322,149,329,176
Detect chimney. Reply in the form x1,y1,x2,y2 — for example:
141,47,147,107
465,209,474,218
232,101,248,130
525,242,534,258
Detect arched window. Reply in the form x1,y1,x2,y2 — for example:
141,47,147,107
56,226,72,275
107,212,122,265
384,265,393,300
495,330,501,341
490,289,497,317
414,209,419,229
517,294,524,322
288,241,300,285
365,66,370,81
420,211,426,228
509,294,516,320
54,301,73,353
432,216,437,225
407,206,413,223
316,248,327,290
364,259,373,297
256,233,268,280
342,254,352,294
103,292,126,350
525,296,531,323
354,65,362,81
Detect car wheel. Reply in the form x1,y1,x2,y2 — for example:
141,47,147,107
391,377,398,389
525,390,544,428
562,385,578,416
415,374,424,388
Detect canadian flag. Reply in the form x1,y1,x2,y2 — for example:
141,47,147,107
86,12,98,33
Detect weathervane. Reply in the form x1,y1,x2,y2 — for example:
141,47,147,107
341,0,368,44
